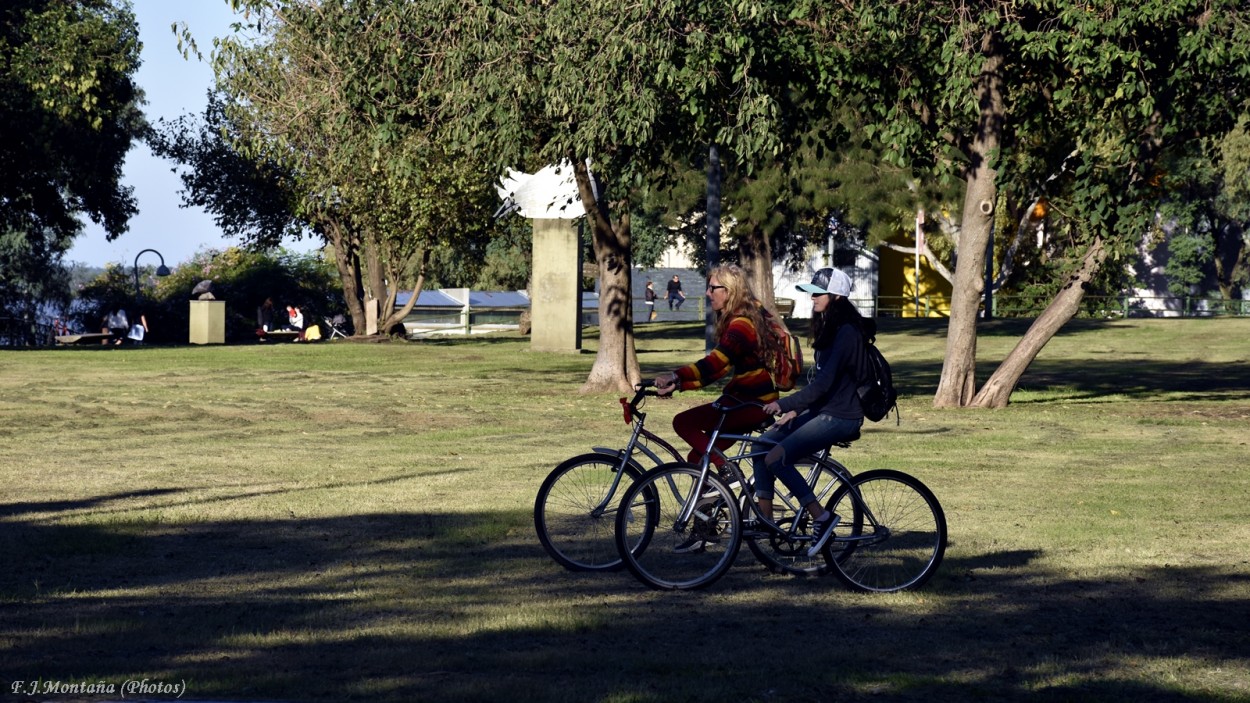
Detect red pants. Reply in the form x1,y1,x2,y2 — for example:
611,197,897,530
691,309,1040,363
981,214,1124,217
673,399,770,467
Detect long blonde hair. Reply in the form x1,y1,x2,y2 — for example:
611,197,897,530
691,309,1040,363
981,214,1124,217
710,264,782,375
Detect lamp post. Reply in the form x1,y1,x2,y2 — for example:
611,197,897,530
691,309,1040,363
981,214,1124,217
134,248,172,299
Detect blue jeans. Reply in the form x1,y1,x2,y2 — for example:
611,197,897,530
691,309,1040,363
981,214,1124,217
751,413,862,504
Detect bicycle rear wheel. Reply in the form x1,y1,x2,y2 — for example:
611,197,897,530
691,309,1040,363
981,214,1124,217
534,453,650,572
745,458,841,577
823,469,947,592
615,463,741,590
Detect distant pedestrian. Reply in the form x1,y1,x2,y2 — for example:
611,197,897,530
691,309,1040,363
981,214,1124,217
126,311,149,344
666,274,685,310
257,298,275,332
102,305,128,345
644,281,658,322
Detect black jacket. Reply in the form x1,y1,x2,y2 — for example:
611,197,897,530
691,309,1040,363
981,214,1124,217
776,323,866,420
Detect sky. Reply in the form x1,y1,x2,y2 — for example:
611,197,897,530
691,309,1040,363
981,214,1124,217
67,1,319,268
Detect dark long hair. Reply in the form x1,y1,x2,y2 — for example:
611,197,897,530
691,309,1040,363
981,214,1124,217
811,296,875,350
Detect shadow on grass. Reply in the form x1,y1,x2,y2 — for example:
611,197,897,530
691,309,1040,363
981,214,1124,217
0,503,1245,702
0,473,431,520
636,320,1250,403
888,357,1250,403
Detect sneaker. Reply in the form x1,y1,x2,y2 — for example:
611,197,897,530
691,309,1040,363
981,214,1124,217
673,535,707,554
741,518,771,538
806,512,841,557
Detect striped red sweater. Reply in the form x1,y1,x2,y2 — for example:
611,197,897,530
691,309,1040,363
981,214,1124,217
673,315,778,402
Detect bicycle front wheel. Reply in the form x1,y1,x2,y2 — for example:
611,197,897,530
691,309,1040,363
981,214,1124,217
616,463,741,590
823,469,947,593
534,453,649,572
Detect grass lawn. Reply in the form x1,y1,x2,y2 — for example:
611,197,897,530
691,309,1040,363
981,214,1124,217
1,317,1248,702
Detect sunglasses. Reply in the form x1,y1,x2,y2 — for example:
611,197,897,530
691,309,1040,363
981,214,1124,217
707,285,728,292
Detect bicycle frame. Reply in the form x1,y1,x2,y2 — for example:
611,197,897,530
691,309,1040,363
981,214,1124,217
586,387,764,519
671,400,873,546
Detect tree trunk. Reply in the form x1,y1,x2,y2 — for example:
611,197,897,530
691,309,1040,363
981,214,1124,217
1213,220,1246,302
737,225,775,308
324,216,366,334
972,236,1108,408
381,248,429,333
934,42,1005,408
362,236,387,307
574,160,640,393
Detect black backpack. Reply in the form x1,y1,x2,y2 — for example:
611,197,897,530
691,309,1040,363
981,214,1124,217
858,340,899,423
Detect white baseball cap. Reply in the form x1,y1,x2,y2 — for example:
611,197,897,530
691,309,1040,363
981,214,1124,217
796,268,852,297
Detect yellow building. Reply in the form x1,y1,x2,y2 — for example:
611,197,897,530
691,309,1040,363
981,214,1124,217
877,234,952,318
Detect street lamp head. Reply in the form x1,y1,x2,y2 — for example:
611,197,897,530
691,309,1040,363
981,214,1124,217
134,249,171,300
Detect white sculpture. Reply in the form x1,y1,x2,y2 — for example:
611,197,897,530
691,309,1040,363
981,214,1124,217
495,159,598,219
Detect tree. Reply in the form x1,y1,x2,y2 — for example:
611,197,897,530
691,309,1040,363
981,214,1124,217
75,247,341,343
0,0,143,330
1152,133,1248,305
200,1,514,337
430,0,829,390
148,92,306,250
798,0,1250,407
0,226,72,345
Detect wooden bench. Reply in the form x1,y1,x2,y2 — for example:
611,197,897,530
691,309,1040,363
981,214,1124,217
55,333,116,346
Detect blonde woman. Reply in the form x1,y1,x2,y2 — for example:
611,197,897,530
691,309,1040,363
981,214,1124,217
655,264,781,468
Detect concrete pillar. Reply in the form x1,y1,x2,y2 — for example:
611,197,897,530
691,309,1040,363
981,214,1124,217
188,300,225,345
530,218,582,352
365,297,379,336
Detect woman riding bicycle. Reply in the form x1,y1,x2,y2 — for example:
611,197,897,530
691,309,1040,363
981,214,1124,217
654,264,782,469
758,267,871,557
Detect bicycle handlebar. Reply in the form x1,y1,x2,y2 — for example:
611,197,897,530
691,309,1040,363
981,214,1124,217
621,380,665,425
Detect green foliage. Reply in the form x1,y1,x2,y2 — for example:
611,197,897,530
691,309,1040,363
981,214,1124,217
796,0,1250,285
0,226,73,342
1220,114,1250,222
71,262,137,333
74,248,343,343
1,0,143,237
1162,230,1209,297
209,1,510,331
0,0,143,336
464,217,533,292
147,91,307,248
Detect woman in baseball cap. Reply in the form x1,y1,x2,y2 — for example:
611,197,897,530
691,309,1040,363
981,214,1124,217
758,267,871,556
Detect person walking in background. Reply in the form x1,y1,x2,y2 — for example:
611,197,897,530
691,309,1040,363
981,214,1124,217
126,311,149,345
644,280,658,322
102,305,128,345
666,274,685,310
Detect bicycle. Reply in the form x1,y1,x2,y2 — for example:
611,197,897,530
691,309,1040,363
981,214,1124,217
534,384,841,575
613,398,947,591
